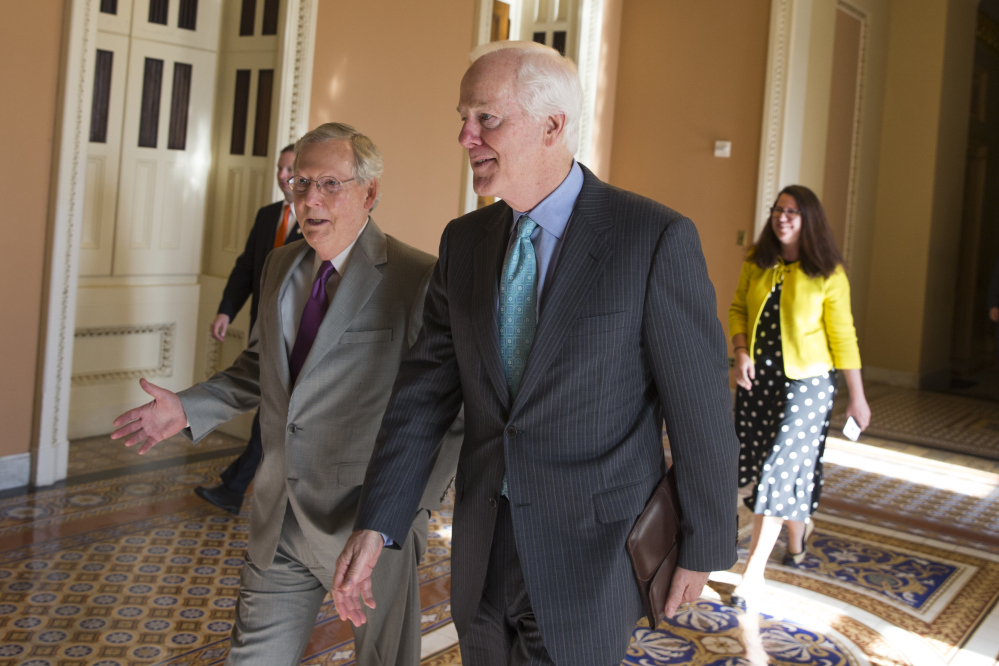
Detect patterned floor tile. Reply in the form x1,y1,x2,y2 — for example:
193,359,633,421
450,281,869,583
831,384,999,460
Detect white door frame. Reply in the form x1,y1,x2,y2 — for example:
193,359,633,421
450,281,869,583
754,0,869,262
34,0,318,487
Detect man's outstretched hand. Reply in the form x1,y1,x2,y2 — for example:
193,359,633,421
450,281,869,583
663,567,710,618
332,529,385,626
110,378,188,454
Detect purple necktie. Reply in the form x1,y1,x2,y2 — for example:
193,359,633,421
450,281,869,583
289,260,337,387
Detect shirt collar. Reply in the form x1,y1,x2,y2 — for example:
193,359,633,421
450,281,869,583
510,160,583,238
312,217,369,278
284,200,296,222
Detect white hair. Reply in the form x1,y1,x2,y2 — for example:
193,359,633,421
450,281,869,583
295,122,384,207
470,41,583,154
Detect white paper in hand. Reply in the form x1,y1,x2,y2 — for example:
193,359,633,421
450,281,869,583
842,416,861,441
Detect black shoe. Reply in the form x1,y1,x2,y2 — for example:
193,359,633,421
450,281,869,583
782,520,815,566
195,485,244,514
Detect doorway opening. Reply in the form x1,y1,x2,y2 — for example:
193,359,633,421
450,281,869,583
949,2,999,401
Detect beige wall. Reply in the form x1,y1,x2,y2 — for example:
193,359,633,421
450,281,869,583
0,2,64,458
863,0,976,385
309,0,476,256
608,0,771,338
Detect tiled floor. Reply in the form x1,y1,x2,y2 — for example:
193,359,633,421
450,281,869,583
831,383,999,461
2,390,999,666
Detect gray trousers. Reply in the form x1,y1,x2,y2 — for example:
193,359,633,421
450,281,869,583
225,505,428,666
459,499,555,666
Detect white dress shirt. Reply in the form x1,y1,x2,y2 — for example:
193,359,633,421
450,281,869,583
280,218,368,356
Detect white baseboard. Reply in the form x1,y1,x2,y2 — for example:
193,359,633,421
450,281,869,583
862,366,920,388
863,365,950,390
0,453,31,491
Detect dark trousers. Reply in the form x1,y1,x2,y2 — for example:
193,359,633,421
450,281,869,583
459,499,555,666
219,410,263,495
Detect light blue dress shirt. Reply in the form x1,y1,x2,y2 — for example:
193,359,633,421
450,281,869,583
504,160,584,317
384,162,584,547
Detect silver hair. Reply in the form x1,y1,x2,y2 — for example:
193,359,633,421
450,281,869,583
294,122,384,207
469,40,583,154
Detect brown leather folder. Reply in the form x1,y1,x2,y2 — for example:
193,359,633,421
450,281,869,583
626,466,682,628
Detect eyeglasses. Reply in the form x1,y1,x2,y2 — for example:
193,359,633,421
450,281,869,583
771,206,801,218
288,175,356,196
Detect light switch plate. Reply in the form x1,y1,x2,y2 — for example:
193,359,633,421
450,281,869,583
714,140,732,158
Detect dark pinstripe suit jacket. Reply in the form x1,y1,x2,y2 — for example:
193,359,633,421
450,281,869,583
357,166,738,665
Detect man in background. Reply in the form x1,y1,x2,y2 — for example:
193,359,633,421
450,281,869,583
197,143,303,514
334,42,737,666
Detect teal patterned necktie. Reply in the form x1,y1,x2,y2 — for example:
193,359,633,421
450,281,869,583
499,215,537,499
499,215,539,398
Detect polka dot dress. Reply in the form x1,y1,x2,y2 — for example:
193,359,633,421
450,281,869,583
735,282,837,522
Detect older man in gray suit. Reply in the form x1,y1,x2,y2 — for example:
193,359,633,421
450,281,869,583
333,42,739,666
111,123,460,666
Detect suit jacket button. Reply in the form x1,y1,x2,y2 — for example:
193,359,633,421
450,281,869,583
287,424,296,434
489,497,498,508
505,426,517,438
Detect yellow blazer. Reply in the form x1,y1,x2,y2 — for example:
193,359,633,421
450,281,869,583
728,258,861,379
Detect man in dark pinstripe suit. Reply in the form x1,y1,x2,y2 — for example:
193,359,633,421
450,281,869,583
334,41,739,666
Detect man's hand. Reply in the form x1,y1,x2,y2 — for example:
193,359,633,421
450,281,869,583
332,530,385,627
110,378,188,454
211,313,231,341
663,567,710,618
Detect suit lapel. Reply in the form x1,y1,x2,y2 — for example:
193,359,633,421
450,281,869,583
473,204,514,411
264,241,311,396
293,219,386,389
510,172,614,418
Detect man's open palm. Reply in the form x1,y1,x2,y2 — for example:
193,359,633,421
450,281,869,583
110,378,188,454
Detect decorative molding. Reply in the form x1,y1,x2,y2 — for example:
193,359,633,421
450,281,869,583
837,1,868,268
575,0,604,167
270,0,318,202
35,0,99,487
754,0,793,239
204,329,245,379
71,323,176,386
288,0,317,143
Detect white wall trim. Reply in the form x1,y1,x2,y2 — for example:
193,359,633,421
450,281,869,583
35,0,98,488
271,0,319,202
837,0,869,268
755,0,794,239
575,0,605,168
0,453,31,492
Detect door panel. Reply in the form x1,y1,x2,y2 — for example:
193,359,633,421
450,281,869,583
98,0,134,36
81,31,130,277
130,0,223,52
206,49,278,278
113,38,217,276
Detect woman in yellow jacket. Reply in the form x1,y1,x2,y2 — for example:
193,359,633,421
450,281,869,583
728,185,870,608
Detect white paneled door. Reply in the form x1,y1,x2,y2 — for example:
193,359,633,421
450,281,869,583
113,37,217,276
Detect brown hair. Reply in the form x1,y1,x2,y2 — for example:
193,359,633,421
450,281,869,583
752,185,843,278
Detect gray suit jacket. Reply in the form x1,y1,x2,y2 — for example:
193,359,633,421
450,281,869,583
356,167,738,665
179,219,461,574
